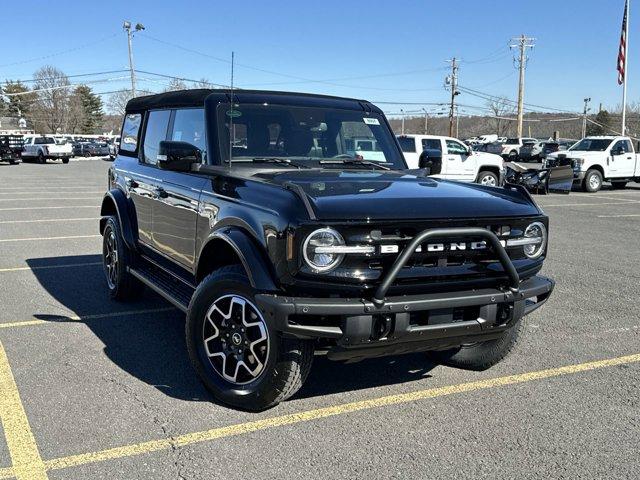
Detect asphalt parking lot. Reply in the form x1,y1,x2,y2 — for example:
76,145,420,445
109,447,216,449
0,159,638,480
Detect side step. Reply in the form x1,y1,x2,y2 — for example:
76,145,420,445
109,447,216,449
128,260,195,313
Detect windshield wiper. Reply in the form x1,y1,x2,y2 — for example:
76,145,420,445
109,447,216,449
244,157,312,169
319,158,391,170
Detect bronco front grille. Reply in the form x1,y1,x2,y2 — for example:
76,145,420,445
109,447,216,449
297,218,539,286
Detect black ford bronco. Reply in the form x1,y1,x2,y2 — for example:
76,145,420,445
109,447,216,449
100,89,554,410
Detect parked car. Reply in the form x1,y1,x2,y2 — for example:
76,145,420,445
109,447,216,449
486,137,537,160
21,135,72,163
99,89,556,410
519,140,544,162
540,140,575,160
397,134,503,185
545,136,640,192
0,134,23,165
74,141,110,157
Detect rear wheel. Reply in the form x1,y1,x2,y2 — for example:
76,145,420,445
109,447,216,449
186,265,313,411
62,157,69,164
582,169,603,192
102,216,143,300
37,152,45,164
477,170,499,186
611,181,628,190
427,319,523,371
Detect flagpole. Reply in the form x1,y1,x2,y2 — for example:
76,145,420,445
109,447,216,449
622,0,630,135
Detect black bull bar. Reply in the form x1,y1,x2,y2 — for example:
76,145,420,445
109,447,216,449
372,227,521,306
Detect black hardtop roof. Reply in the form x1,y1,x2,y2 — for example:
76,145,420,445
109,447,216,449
125,89,383,114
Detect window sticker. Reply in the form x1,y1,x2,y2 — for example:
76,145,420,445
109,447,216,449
363,117,380,125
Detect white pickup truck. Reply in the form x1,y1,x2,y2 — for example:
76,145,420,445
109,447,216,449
397,134,504,186
545,136,640,192
22,135,73,164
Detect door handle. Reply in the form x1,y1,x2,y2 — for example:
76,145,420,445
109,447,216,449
126,179,138,189
154,187,168,199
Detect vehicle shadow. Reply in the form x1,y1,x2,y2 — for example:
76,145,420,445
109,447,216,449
27,254,438,405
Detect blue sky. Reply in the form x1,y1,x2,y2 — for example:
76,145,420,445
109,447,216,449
1,0,636,116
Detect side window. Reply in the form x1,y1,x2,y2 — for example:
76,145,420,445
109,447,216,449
623,140,633,153
171,108,206,159
397,137,416,153
121,113,142,153
445,139,467,155
142,110,171,165
23,138,32,145
612,140,630,154
421,139,441,151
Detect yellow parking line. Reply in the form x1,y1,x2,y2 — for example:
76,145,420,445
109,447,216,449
0,235,100,243
0,342,48,479
0,262,102,273
0,218,95,224
0,307,177,330
20,352,640,475
0,197,101,202
542,201,640,207
0,206,98,212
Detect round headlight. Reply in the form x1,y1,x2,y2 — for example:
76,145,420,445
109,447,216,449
302,228,345,272
523,222,547,259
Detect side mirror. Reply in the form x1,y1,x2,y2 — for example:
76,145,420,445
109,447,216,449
611,146,624,156
157,141,201,171
466,145,473,155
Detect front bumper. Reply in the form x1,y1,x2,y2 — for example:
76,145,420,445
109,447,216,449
256,275,554,361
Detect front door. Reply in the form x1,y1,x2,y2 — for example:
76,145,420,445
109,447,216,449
151,108,208,269
444,138,475,181
610,139,636,177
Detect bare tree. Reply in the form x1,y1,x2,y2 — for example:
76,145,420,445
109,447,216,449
163,78,187,92
486,96,514,136
107,89,135,116
31,66,71,133
192,78,217,89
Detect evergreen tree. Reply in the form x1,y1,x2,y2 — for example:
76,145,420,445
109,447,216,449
73,85,104,133
586,110,612,136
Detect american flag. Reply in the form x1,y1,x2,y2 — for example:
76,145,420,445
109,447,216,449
618,0,629,85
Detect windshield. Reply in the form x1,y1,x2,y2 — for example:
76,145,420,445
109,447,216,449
569,138,613,151
506,138,519,144
216,103,405,169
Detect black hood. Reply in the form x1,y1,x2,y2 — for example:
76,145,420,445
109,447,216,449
251,170,540,220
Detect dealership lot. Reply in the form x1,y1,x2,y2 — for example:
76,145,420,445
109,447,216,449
0,160,638,479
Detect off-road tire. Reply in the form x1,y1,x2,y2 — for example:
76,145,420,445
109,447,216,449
186,265,313,411
582,169,603,192
102,216,143,301
611,181,628,190
477,170,499,186
427,318,523,371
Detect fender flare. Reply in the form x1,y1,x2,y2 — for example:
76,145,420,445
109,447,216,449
199,227,278,292
100,189,137,251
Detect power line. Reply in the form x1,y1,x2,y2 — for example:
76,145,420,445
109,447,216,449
1,69,130,85
0,33,119,68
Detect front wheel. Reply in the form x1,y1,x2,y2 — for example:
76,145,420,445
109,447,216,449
186,265,313,411
582,169,603,192
427,319,523,371
477,170,499,186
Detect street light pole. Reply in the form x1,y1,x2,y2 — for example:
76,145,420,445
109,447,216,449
581,97,591,138
123,21,145,98
422,108,428,134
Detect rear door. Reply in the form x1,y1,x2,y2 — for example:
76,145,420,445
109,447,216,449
444,138,475,181
610,139,635,177
151,108,208,269
131,110,171,246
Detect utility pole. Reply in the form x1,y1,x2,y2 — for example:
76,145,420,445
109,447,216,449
446,58,459,137
510,35,535,138
123,21,145,98
400,109,405,135
581,97,591,138
422,108,428,134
